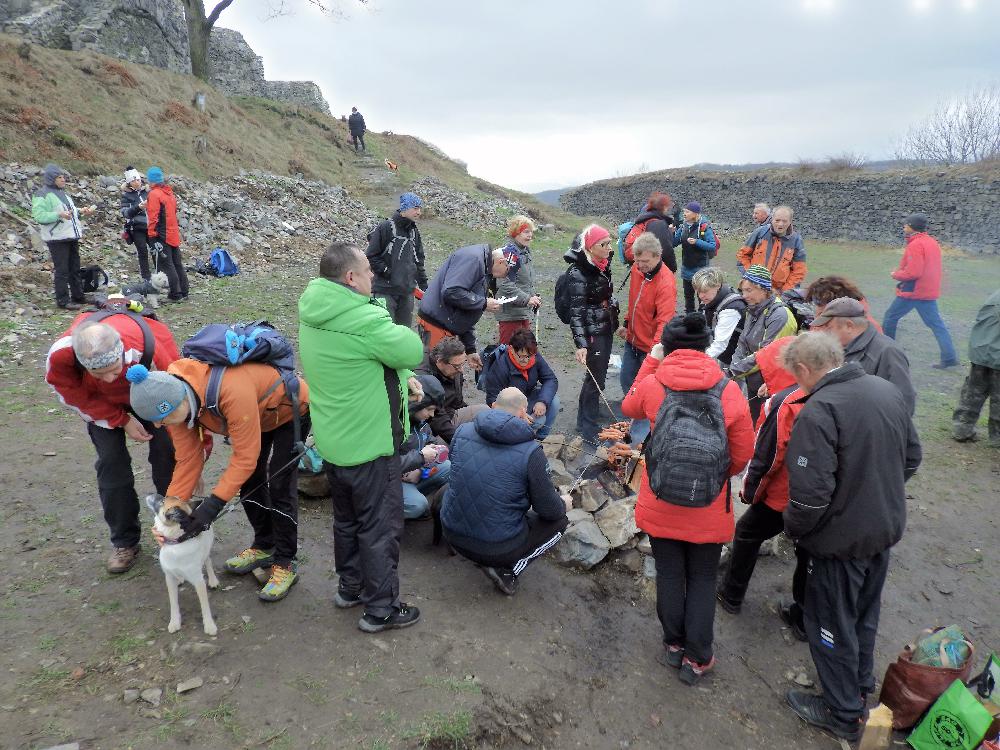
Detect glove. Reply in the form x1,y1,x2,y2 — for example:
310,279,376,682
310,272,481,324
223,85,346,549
178,494,226,539
149,239,165,255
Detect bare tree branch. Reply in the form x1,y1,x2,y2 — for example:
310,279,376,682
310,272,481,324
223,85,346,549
206,0,237,26
897,84,1000,164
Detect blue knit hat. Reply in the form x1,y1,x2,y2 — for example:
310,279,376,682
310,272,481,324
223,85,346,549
399,192,422,211
742,264,773,290
685,201,701,214
146,166,164,185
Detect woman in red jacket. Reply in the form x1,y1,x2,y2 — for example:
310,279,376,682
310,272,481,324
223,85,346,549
145,166,189,302
622,314,754,685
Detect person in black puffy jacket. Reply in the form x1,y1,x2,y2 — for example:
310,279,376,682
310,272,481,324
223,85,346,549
564,224,618,442
120,167,151,280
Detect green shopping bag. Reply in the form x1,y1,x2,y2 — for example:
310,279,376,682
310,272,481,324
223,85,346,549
908,679,994,750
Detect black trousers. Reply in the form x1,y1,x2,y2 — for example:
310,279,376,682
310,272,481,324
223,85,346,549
325,454,404,618
153,242,189,299
87,419,174,548
48,239,84,306
718,503,808,619
650,536,723,664
375,292,414,327
132,230,151,281
683,278,697,314
804,551,890,724
746,370,765,425
239,415,309,568
577,333,613,441
449,513,568,575
953,363,1000,443
352,133,366,151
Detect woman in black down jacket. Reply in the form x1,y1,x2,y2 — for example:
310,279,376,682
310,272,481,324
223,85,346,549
564,224,618,442
120,167,151,280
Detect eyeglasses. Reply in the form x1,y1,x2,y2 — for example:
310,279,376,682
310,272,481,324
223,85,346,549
595,240,612,248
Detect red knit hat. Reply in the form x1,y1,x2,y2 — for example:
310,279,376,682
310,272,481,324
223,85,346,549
583,225,611,250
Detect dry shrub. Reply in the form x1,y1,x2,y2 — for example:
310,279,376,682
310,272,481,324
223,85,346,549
288,157,313,178
163,101,198,128
100,60,138,88
16,106,48,130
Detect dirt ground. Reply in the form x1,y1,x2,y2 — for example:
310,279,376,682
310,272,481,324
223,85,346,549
0,240,997,750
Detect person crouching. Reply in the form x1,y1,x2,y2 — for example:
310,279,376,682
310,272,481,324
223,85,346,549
400,374,451,520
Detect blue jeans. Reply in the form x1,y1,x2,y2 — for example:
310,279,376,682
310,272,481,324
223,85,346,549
401,459,451,519
882,297,958,365
620,341,650,444
529,393,559,440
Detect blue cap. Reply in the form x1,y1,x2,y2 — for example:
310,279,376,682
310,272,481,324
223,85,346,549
146,167,164,185
400,192,423,211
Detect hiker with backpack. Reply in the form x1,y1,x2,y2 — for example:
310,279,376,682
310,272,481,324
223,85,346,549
692,267,746,369
477,329,560,439
399,374,452,520
558,225,618,444
616,232,677,444
621,313,754,686
366,192,428,326
495,215,542,344
126,344,311,603
348,107,367,153
736,205,807,294
145,166,189,303
120,167,152,281
32,163,97,310
619,191,678,272
672,201,718,313
45,306,179,573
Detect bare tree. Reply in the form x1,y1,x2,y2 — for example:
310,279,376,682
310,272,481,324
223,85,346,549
179,0,368,81
896,85,1000,164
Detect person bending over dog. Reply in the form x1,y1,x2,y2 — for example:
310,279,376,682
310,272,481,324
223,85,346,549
126,359,310,602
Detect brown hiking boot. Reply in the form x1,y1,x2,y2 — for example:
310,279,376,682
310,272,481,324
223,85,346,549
107,545,140,574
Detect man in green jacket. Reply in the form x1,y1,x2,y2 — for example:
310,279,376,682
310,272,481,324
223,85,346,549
953,290,1000,447
299,242,425,632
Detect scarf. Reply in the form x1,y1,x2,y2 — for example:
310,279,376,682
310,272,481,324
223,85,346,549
507,346,535,382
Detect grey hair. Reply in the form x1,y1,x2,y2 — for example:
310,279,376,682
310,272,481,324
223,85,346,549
754,202,770,214
691,266,727,292
781,331,844,374
491,248,506,262
631,232,661,258
71,322,121,363
772,205,794,220
494,387,528,415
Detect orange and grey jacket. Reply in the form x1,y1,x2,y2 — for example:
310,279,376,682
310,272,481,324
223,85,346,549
736,225,807,292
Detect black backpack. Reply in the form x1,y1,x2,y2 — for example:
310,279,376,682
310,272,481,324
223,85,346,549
554,271,573,324
77,265,109,293
86,305,155,368
643,379,731,509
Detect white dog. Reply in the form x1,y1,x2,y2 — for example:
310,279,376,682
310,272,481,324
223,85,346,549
122,271,170,309
147,494,219,636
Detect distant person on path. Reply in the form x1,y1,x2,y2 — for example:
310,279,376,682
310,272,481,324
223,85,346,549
673,201,717,313
804,275,882,332
120,167,152,281
32,163,96,310
882,213,959,369
622,191,679,272
953,289,1000,447
621,314,754,686
366,192,428,326
348,107,367,152
299,242,425,633
495,215,541,344
441,387,570,596
809,297,916,414
563,224,618,443
736,205,806,293
417,244,514,367
782,333,921,742
692,267,746,369
617,232,676,443
145,167,189,303
45,309,179,573
478,329,560,439
416,337,487,444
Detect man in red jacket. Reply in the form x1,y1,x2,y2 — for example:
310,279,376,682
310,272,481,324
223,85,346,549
616,232,677,444
882,213,958,368
46,306,179,572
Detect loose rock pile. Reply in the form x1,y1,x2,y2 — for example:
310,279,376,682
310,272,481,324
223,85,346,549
410,176,527,231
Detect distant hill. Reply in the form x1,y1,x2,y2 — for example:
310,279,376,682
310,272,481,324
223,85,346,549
534,187,577,207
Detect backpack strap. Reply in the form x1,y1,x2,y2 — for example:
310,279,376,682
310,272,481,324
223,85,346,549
87,309,155,369
204,365,228,432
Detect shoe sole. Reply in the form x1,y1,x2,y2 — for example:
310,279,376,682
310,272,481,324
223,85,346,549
482,567,516,596
785,694,860,742
357,612,422,633
225,556,274,575
107,562,138,574
716,591,741,615
333,592,362,609
258,573,298,602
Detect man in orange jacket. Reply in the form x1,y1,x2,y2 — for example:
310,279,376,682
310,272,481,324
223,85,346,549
736,205,807,293
127,359,310,602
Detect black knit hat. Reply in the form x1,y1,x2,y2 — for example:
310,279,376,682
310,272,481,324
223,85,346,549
661,313,712,353
410,374,445,413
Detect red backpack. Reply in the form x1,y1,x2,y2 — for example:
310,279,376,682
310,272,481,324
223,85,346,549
698,222,721,259
622,219,651,263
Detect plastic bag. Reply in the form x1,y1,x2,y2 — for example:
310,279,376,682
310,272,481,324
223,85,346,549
907,679,994,750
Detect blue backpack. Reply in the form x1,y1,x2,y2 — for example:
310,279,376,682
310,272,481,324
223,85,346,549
182,320,305,453
616,222,635,265
208,247,239,277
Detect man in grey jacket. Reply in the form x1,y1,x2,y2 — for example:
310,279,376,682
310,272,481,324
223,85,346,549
781,333,921,742
810,297,917,415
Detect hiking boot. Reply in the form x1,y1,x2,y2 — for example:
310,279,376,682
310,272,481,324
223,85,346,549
59,302,82,311
107,545,140,574
333,589,362,609
931,361,959,370
786,690,862,742
716,588,742,615
482,566,518,596
778,601,808,642
679,655,716,686
358,603,421,633
656,644,684,669
224,547,273,575
258,564,298,602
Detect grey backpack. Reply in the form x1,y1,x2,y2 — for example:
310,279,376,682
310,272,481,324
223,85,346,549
643,379,731,508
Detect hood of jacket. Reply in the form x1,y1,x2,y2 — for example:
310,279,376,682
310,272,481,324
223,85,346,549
563,246,603,276
149,183,175,199
472,408,536,445
634,209,670,225
392,210,416,232
655,349,725,391
298,277,373,329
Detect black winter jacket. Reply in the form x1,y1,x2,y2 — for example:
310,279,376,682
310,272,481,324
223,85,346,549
120,187,149,233
366,211,427,296
784,363,922,560
631,209,678,273
843,325,917,416
415,358,467,444
702,284,746,365
348,111,366,135
562,247,618,349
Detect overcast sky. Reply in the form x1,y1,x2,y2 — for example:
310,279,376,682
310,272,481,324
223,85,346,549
222,0,1000,193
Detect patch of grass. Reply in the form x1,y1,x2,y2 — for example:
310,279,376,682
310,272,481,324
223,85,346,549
423,675,482,694
51,130,77,149
108,632,145,662
201,700,240,737
378,708,399,728
288,675,328,706
37,513,58,526
79,514,95,526
402,711,473,749
38,634,59,651
94,600,121,615
240,618,255,633
24,666,70,690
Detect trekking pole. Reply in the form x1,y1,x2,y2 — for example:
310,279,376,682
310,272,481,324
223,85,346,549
585,361,619,422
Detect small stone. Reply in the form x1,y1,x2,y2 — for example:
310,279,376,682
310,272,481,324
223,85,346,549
140,687,162,706
123,689,140,705
561,436,584,463
138,707,162,719
39,658,57,668
176,676,203,693
550,519,610,570
617,548,643,573
579,481,608,513
240,615,252,624
370,638,391,653
636,534,652,554
70,666,85,680
595,498,638,548
180,641,218,658
794,672,814,687
38,744,79,750
565,509,592,524
546,458,570,478
43,451,56,457
251,567,269,584
643,555,656,579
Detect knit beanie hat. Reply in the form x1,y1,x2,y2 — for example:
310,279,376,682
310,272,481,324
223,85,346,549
123,166,142,184
905,212,928,232
146,166,164,185
742,263,772,290
685,201,702,214
582,224,611,250
126,364,187,422
409,374,445,414
661,313,712,353
399,192,423,211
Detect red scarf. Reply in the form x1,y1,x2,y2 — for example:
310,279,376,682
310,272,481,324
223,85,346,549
507,346,535,381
